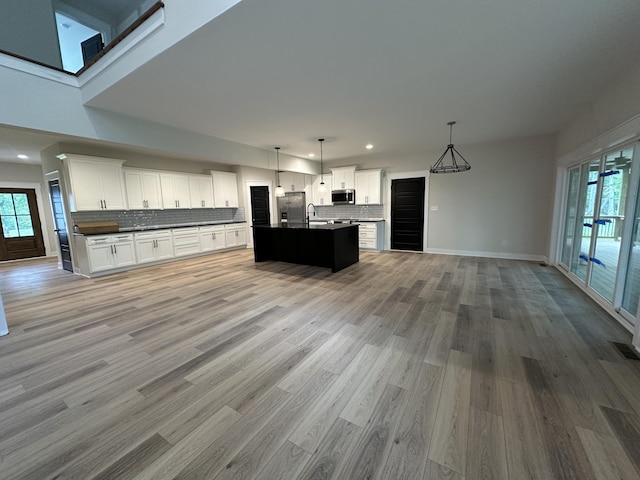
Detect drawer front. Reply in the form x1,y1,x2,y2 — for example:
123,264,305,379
86,236,112,246
173,234,200,246
359,239,376,249
134,230,171,240
199,225,225,233
357,222,377,231
359,230,377,240
172,227,200,235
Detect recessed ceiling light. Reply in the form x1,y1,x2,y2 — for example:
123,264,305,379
17,154,29,159
308,153,315,158
365,144,374,150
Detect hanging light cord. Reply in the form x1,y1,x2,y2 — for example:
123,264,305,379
319,138,324,184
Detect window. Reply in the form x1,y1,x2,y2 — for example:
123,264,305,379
0,193,34,238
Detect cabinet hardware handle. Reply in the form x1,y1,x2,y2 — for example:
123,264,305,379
201,200,204,207
114,245,117,254
212,233,215,239
225,200,229,207
110,245,114,254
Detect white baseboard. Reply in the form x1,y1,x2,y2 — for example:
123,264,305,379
424,248,547,263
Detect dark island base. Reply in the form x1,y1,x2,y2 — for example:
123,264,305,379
253,223,359,272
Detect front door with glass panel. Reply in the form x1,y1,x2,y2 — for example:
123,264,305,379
0,189,46,261
560,143,639,322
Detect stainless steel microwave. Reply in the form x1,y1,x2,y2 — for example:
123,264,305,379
332,189,355,204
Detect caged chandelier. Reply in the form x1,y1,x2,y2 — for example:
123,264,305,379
430,121,471,174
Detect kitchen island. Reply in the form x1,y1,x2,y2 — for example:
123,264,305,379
252,223,359,272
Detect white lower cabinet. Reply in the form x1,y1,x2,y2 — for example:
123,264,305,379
225,223,247,248
135,231,174,264
356,221,384,251
87,234,136,273
200,225,226,252
172,227,202,257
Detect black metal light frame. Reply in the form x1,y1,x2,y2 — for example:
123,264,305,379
430,121,471,174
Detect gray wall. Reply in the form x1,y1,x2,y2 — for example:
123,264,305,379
327,133,556,260
0,0,62,68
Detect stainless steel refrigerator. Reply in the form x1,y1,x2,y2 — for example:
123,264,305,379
277,191,306,224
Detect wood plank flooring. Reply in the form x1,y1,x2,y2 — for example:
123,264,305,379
1,250,640,479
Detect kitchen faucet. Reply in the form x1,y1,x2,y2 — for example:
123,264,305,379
306,203,316,224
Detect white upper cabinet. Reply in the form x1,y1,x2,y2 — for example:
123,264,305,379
63,155,126,211
124,169,162,209
355,169,382,204
331,166,356,190
160,173,191,209
279,172,307,193
211,171,239,208
189,175,214,208
312,174,332,206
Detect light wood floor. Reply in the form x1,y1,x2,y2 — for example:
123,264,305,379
1,250,640,479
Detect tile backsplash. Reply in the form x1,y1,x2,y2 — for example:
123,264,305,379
314,204,384,219
71,208,245,229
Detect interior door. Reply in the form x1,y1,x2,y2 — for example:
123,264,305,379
391,177,425,251
250,186,271,226
0,188,46,261
49,180,73,272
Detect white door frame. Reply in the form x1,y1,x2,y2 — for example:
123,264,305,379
245,181,274,248
385,170,430,252
0,180,53,258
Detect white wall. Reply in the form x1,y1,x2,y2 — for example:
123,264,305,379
0,0,62,68
0,162,56,257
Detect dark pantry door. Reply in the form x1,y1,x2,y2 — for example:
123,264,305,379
49,180,73,272
250,186,271,226
0,188,46,261
391,177,425,251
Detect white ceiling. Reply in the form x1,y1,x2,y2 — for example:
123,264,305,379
3,0,640,165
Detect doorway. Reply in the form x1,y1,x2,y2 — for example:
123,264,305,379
49,180,73,272
246,182,273,248
0,188,46,261
391,177,425,251
250,186,271,226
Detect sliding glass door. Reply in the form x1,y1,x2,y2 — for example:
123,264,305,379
560,142,639,323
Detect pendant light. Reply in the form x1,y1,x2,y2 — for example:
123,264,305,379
274,147,285,197
318,138,326,193
430,121,471,174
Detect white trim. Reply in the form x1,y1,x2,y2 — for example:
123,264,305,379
385,170,430,251
0,181,54,258
425,247,547,263
244,181,274,248
0,52,78,86
557,113,640,167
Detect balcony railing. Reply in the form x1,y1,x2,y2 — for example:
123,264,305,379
582,215,624,239
0,1,163,75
